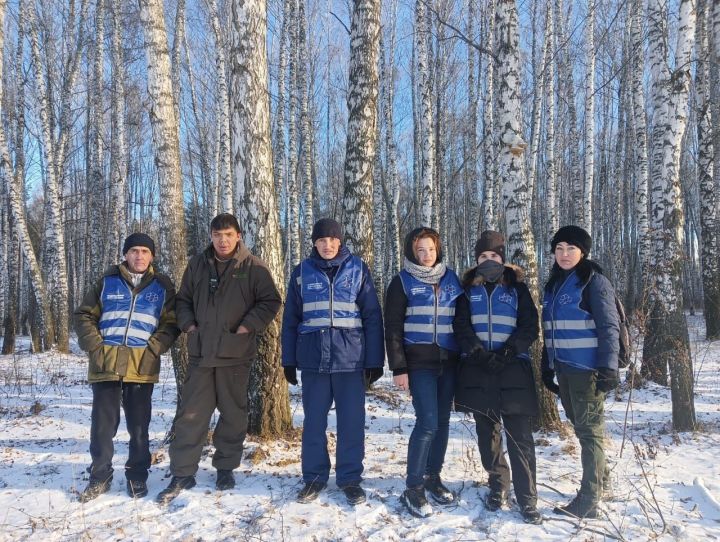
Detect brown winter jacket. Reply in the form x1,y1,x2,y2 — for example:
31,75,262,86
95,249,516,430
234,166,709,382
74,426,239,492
74,263,180,384
176,241,282,367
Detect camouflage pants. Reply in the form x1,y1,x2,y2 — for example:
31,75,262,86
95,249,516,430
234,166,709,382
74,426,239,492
557,370,606,503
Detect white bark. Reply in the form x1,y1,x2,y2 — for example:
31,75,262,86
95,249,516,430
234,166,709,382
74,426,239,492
109,0,127,261
89,0,106,271
544,3,557,235
582,0,595,234
415,0,434,226
287,0,300,266
342,0,380,263
138,0,188,285
482,0,496,231
298,0,313,252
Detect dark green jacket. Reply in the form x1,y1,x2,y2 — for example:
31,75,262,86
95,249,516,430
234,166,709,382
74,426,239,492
74,263,180,383
176,241,282,367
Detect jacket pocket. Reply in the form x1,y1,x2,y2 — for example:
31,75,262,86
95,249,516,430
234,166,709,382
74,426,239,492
99,345,119,374
138,348,161,375
217,331,256,360
187,330,202,357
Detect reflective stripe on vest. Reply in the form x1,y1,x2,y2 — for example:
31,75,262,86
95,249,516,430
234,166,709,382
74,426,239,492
99,275,166,347
468,284,528,358
297,256,363,332
541,271,598,370
400,269,461,351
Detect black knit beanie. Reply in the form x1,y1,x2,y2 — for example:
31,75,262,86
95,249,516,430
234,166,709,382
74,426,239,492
551,225,592,256
311,218,342,243
474,230,506,262
123,233,156,256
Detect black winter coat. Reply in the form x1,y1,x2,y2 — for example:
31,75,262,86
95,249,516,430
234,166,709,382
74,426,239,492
452,265,539,416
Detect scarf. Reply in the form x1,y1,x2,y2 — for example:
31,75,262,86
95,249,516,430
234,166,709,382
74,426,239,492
475,260,504,283
403,257,447,285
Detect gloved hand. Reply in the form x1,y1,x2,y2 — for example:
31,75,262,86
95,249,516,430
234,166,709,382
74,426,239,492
497,343,516,361
364,367,384,386
486,352,505,374
595,367,619,394
283,367,298,385
542,369,560,396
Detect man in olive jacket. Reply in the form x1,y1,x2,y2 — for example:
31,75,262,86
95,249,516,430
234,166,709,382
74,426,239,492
74,233,180,502
157,213,282,505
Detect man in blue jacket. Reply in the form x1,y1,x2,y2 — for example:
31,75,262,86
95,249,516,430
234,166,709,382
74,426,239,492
281,218,385,506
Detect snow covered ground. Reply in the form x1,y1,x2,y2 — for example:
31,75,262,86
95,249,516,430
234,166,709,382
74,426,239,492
1,314,720,541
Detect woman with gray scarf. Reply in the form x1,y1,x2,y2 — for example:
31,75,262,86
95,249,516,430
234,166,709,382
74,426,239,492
384,227,462,518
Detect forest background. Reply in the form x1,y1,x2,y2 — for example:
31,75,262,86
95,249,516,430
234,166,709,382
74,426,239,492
0,0,718,435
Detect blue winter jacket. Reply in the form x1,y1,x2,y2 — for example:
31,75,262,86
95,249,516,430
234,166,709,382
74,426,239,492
541,260,620,372
281,246,385,373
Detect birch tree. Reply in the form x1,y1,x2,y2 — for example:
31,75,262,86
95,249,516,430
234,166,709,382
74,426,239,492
582,0,595,234
496,0,559,429
415,0,434,226
230,0,291,436
138,0,189,399
341,0,380,263
642,0,696,431
298,0,314,251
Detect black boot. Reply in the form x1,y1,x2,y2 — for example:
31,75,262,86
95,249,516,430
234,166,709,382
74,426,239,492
296,481,326,503
78,476,113,503
424,474,455,505
216,470,235,491
484,490,507,512
521,505,543,524
400,486,432,518
553,492,600,519
126,479,148,498
156,476,196,506
341,484,367,505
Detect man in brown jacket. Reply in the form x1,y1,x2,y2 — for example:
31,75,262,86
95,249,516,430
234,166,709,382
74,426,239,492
74,233,180,502
157,213,282,504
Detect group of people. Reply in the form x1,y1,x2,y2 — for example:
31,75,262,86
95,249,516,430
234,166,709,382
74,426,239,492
74,213,620,525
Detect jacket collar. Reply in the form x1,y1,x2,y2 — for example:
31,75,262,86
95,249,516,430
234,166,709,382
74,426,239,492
203,238,251,266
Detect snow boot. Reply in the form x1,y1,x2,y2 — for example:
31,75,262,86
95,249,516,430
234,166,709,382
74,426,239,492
341,484,367,505
296,481,326,503
126,479,148,498
521,505,543,524
78,476,113,503
553,492,600,519
156,475,196,506
400,486,432,518
424,474,455,505
216,470,235,491
484,490,507,512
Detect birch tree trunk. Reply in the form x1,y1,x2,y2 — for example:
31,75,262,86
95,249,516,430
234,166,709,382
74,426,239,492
582,0,595,234
341,0,380,264
415,0,434,227
298,0,314,251
27,4,70,352
138,0,189,402
482,0,497,231
108,0,127,262
230,0,292,436
465,0,479,254
287,0,300,268
544,4,558,237
642,0,696,431
696,0,719,339
496,0,560,430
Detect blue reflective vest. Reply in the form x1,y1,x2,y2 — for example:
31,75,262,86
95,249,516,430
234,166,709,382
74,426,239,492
297,255,363,333
400,269,461,351
469,284,529,359
542,271,598,370
98,275,166,347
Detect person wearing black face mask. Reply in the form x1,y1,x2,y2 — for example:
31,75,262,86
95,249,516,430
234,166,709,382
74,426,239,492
452,231,542,524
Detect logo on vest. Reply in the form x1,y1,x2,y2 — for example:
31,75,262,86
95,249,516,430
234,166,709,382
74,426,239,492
145,292,160,303
340,274,352,289
307,282,323,291
444,284,457,296
558,294,572,305
106,294,125,300
499,293,513,304
470,294,483,301
411,287,427,295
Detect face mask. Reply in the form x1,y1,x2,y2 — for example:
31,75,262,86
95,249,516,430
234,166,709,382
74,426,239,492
476,260,504,283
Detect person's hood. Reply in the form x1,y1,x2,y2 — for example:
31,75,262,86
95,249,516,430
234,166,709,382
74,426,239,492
403,227,443,265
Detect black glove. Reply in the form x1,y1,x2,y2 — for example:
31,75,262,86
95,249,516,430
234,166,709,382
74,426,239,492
595,367,619,394
283,367,298,385
542,369,560,396
364,367,383,386
486,352,505,374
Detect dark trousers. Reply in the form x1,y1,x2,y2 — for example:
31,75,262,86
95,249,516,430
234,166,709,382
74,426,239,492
169,364,250,477
406,367,455,488
557,370,606,502
300,370,366,486
89,381,154,483
473,411,537,508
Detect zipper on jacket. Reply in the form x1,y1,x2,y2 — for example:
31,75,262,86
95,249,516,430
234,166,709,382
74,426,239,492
488,287,493,350
122,290,139,346
329,273,334,327
433,285,439,345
